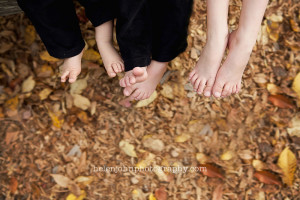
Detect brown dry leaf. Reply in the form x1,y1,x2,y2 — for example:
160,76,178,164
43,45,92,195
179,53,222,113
22,76,35,93
136,152,155,169
292,72,300,99
37,64,54,77
82,49,101,62
254,171,282,185
78,152,87,173
277,147,297,186
74,176,94,188
68,181,81,197
268,95,294,109
266,20,280,42
72,94,91,110
212,185,223,200
50,174,71,188
119,140,137,157
70,76,88,95
77,110,89,123
290,19,300,32
5,130,19,145
199,164,224,179
4,95,18,111
40,51,59,62
257,20,269,45
154,186,167,200
24,25,36,45
136,91,158,107
48,109,64,128
0,43,13,54
9,177,18,194
196,153,208,164
142,137,164,152
39,88,53,100
287,115,300,137
160,83,174,99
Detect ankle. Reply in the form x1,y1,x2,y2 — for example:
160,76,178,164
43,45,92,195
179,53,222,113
233,29,257,51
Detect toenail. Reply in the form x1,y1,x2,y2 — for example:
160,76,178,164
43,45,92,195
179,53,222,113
214,92,221,97
204,91,211,96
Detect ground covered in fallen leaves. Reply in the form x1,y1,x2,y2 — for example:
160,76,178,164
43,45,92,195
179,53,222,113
0,0,299,199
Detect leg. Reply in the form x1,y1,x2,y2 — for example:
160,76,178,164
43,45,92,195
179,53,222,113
211,0,268,97
189,0,229,96
17,0,85,83
117,0,151,87
77,0,124,77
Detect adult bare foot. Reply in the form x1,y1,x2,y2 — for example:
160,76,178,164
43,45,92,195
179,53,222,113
123,60,167,100
212,30,253,97
95,20,124,77
60,49,83,83
119,67,148,87
189,33,228,97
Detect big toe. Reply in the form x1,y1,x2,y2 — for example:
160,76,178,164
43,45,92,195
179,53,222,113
212,80,224,98
133,67,147,83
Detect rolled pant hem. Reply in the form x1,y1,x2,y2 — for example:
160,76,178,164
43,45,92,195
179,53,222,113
124,56,151,71
47,40,85,59
91,16,115,28
152,45,188,63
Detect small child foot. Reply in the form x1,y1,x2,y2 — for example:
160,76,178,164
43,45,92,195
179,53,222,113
119,67,148,87
212,30,252,97
95,21,124,77
60,50,83,83
123,60,167,100
189,33,228,97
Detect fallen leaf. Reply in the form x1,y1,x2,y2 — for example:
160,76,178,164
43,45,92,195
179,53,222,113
136,91,158,107
143,138,164,152
39,88,53,100
74,176,94,188
287,115,300,137
22,76,35,93
70,77,88,95
77,110,89,123
68,182,81,197
149,193,157,200
160,84,174,99
48,109,64,128
290,19,300,32
199,164,224,179
37,64,54,77
136,152,155,169
0,43,13,54
51,174,71,188
5,130,19,145
72,94,91,110
66,190,86,200
82,49,101,62
174,133,191,143
252,160,266,171
220,151,234,161
155,186,167,200
119,140,137,157
267,83,281,95
9,177,18,194
40,51,59,62
196,153,208,164
292,72,300,98
277,147,297,186
132,189,146,200
212,185,223,200
24,25,36,45
153,165,169,182
268,95,294,109
254,171,282,185
4,95,18,111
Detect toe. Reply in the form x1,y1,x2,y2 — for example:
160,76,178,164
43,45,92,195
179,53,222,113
134,67,148,83
119,78,126,87
189,70,196,80
123,86,134,96
118,63,124,72
190,74,198,85
211,79,224,98
129,76,136,85
120,62,125,71
136,91,144,100
68,71,79,83
132,67,144,76
197,80,206,94
232,85,237,94
193,78,201,92
131,90,141,100
204,78,215,97
221,84,232,97
61,71,70,82
106,65,116,77
125,76,131,87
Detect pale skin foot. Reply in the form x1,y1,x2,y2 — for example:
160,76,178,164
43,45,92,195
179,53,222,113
123,60,167,100
60,49,83,83
95,20,124,77
119,66,148,87
189,34,228,96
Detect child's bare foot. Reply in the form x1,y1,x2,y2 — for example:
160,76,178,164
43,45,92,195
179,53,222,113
189,33,228,97
60,50,83,83
95,21,124,77
123,60,167,100
119,67,148,87
212,30,252,97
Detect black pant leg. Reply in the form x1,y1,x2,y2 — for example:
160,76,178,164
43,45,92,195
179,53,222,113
77,0,116,27
116,0,152,71
151,0,193,62
17,0,85,59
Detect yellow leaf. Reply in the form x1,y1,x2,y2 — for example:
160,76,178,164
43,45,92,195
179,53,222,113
5,96,18,111
174,134,191,143
135,91,157,107
66,190,86,200
220,151,234,161
196,153,208,164
48,109,64,128
77,110,89,123
292,72,300,98
24,25,36,45
136,152,155,169
40,51,59,62
290,19,300,32
266,20,280,42
82,49,101,62
267,83,281,95
119,140,137,157
252,159,266,171
149,193,157,200
74,176,94,187
277,147,297,186
39,88,53,100
72,94,91,110
22,76,35,93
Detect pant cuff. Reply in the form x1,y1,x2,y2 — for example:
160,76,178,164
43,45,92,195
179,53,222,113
47,40,85,59
124,56,151,71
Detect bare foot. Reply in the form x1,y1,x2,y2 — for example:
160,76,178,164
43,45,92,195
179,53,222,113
123,60,167,100
60,49,83,83
119,67,148,87
212,30,252,97
95,21,124,77
189,33,228,97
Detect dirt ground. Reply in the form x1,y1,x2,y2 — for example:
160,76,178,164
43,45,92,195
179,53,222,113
0,0,299,199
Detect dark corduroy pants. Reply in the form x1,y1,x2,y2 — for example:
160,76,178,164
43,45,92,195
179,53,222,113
17,0,193,71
